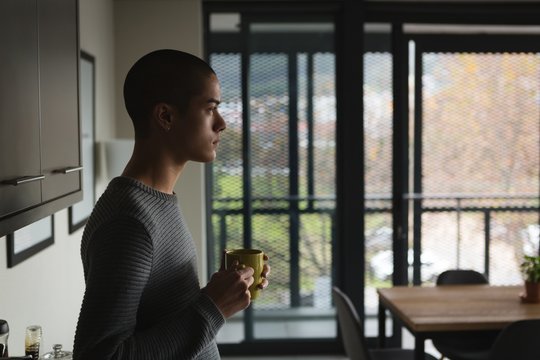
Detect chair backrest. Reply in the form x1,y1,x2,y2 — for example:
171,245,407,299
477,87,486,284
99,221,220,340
489,319,540,360
436,269,488,285
332,286,371,360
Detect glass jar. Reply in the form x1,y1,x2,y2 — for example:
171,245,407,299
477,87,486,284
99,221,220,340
40,344,72,360
25,325,42,360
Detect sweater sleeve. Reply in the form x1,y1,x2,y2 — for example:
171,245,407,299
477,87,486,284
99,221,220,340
73,217,225,360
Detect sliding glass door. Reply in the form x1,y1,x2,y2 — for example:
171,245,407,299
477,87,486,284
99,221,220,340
408,31,540,286
204,3,540,356
206,12,340,350
363,24,540,347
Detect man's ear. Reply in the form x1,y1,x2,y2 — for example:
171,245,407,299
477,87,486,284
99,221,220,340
153,103,174,132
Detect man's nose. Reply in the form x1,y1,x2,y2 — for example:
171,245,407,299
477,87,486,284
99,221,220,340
215,112,226,132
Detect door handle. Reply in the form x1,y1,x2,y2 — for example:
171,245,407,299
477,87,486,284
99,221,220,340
55,166,83,174
1,175,45,186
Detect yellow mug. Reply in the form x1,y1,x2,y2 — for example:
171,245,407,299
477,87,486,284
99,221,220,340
225,249,265,300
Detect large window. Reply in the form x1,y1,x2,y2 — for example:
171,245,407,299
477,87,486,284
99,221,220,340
204,2,540,356
409,31,540,286
363,24,540,343
206,13,338,347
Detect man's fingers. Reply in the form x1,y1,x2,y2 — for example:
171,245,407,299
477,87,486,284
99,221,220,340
257,277,269,290
236,265,255,277
246,274,255,287
262,264,271,278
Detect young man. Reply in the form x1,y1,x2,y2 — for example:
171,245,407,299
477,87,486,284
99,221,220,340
73,49,269,359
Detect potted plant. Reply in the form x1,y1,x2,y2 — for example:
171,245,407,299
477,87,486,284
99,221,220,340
520,255,540,303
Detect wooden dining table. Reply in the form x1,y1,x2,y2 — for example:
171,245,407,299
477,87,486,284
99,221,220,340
377,285,540,360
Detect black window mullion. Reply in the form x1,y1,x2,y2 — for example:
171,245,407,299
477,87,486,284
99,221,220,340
336,0,365,332
289,51,301,308
412,41,423,287
390,21,408,348
241,15,254,341
484,209,491,279
391,21,409,287
307,52,315,211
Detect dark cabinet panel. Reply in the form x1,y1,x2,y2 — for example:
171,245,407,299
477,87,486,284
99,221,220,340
0,0,81,237
0,0,42,217
39,0,81,201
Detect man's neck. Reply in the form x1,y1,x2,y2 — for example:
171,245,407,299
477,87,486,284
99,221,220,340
121,139,185,194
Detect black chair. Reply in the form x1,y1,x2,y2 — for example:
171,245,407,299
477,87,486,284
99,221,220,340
437,319,540,360
432,270,500,360
436,269,489,286
488,319,540,360
332,286,437,360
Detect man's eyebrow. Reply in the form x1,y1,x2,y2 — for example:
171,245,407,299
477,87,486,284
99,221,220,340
208,98,221,105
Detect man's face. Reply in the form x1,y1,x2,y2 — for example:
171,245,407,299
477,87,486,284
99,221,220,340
169,74,226,164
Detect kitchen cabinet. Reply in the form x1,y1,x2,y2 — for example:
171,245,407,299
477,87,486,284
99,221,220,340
0,0,42,220
0,0,81,237
39,0,81,201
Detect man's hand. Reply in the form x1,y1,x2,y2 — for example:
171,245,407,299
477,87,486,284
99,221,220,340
202,262,255,318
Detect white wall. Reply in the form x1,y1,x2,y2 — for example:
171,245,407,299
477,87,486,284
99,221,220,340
114,0,203,140
0,0,116,354
113,0,208,280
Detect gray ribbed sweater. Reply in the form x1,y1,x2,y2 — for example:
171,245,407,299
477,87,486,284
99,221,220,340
73,177,224,359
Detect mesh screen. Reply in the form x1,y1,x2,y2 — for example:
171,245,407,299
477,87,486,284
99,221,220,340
419,52,540,285
209,27,540,344
210,54,244,265
364,52,394,322
249,54,291,310
490,212,539,284
313,53,336,198
210,50,336,339
422,53,540,194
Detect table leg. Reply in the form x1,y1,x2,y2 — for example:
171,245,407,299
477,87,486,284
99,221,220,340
415,334,425,360
378,300,386,348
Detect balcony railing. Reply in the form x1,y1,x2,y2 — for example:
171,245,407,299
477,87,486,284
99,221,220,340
210,193,539,308
406,193,539,285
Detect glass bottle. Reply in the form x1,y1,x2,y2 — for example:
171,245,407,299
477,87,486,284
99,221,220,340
24,325,42,360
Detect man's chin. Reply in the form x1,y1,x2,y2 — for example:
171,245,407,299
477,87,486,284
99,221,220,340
193,152,217,163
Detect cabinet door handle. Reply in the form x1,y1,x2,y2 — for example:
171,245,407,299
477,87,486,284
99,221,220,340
55,166,84,174
1,175,45,186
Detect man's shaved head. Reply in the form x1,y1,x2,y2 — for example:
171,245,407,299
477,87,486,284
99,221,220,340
123,49,216,138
